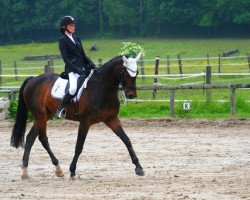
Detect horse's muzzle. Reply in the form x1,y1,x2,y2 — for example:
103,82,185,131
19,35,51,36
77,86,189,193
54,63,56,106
125,90,137,99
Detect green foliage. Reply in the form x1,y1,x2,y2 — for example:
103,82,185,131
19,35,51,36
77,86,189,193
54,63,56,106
1,0,250,43
103,0,137,27
8,101,18,119
119,42,145,58
9,100,33,121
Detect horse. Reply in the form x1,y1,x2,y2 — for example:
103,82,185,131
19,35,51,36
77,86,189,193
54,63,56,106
10,53,145,179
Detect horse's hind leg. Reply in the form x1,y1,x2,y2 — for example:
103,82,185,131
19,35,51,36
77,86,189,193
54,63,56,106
105,117,145,176
38,119,64,177
22,125,39,179
22,119,63,179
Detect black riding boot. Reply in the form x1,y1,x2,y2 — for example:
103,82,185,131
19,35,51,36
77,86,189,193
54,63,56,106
56,92,74,118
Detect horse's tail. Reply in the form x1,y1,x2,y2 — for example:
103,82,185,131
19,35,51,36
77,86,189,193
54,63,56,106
11,77,33,148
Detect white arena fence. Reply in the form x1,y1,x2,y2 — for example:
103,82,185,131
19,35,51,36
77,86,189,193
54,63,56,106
0,54,249,103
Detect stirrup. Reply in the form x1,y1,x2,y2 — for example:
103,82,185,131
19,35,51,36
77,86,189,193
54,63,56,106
57,108,66,118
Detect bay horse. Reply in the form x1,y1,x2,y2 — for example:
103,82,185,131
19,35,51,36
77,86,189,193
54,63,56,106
10,53,144,179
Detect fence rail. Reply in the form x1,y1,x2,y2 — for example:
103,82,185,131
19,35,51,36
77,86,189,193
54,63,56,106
0,84,249,118
136,83,250,90
136,84,250,117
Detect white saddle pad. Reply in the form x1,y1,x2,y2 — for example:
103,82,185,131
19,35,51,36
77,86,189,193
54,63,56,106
51,70,94,101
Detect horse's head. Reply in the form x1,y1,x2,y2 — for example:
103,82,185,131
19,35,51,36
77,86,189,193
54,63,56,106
121,53,142,99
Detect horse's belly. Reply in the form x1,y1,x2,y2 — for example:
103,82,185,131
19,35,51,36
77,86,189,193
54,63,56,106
65,103,119,123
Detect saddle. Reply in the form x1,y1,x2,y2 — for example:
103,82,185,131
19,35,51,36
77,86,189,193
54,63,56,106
51,70,94,101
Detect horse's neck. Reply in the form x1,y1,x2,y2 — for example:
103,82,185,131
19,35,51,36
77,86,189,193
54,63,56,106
97,59,123,87
87,59,123,105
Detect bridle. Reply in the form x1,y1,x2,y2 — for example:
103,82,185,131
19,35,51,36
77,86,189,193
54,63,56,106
119,67,137,91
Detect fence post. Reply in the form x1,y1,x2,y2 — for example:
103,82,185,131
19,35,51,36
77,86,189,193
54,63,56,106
247,54,250,71
140,56,145,81
98,59,102,68
177,55,183,76
206,53,210,66
218,53,221,73
14,60,18,81
230,87,236,117
170,89,175,117
50,59,54,72
0,60,2,84
44,60,51,73
166,56,170,74
9,91,17,101
152,57,160,99
205,64,211,102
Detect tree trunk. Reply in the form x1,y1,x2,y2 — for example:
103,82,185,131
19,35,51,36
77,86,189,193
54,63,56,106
98,0,103,36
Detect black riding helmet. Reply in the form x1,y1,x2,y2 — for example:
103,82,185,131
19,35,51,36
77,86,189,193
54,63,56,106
60,16,75,34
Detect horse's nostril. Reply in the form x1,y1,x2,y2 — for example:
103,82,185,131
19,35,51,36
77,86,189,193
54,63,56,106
125,90,137,99
128,94,136,99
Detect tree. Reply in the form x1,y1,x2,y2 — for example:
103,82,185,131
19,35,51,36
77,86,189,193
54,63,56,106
103,0,138,36
217,0,250,24
0,0,16,42
98,0,104,36
0,0,250,43
144,0,163,35
139,0,147,35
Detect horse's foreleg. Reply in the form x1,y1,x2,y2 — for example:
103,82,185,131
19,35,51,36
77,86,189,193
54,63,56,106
105,118,145,176
69,123,89,179
38,130,64,177
22,126,39,179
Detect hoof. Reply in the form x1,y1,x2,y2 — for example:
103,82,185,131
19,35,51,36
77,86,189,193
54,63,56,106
21,174,30,180
70,176,78,180
55,170,64,177
21,166,30,180
135,168,145,176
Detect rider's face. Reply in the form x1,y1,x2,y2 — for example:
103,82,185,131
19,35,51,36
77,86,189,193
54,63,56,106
66,23,75,34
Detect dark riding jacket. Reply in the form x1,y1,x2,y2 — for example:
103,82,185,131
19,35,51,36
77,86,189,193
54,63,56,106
59,34,96,75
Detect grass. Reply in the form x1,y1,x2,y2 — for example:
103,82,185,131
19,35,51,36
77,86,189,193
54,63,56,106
119,98,250,119
1,38,250,64
1,38,250,118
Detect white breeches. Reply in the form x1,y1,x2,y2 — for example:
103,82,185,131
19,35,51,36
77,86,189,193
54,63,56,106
68,72,80,95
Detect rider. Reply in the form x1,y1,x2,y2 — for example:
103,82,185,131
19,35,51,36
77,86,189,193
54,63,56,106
56,15,97,118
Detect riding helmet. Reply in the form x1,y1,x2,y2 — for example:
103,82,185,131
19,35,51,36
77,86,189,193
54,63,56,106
60,16,75,28
60,16,75,34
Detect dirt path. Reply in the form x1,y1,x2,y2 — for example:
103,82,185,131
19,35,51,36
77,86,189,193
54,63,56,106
0,119,249,200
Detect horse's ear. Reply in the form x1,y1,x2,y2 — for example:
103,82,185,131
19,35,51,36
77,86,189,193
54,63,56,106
122,55,128,66
135,52,142,61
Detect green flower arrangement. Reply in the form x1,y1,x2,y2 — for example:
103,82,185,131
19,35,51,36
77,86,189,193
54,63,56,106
119,42,145,58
